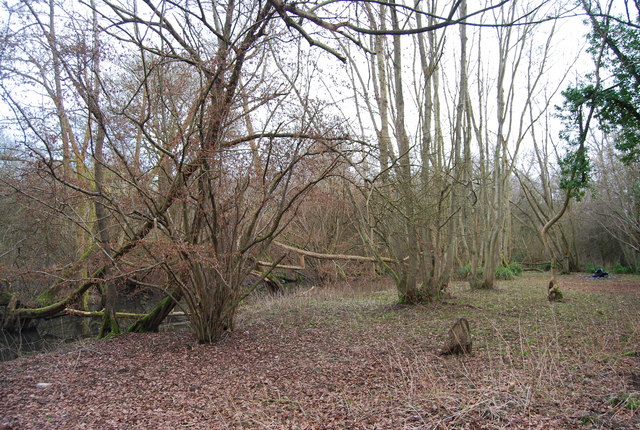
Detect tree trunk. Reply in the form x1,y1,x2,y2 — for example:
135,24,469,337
390,1,419,304
128,289,183,333
187,268,238,343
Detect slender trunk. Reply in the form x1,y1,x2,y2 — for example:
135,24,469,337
478,5,515,289
86,0,119,337
390,1,419,303
373,6,392,180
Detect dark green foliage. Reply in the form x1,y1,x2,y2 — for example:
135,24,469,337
558,137,591,200
587,18,640,165
507,262,523,276
495,266,515,280
457,263,522,281
556,88,593,200
559,7,640,168
554,5,640,226
495,262,523,280
610,263,635,274
455,265,475,280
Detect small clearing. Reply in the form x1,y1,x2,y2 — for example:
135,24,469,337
1,273,639,429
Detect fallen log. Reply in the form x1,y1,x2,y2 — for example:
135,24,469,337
5,266,106,330
64,308,185,319
272,241,395,263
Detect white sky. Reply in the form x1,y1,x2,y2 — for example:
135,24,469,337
0,0,595,173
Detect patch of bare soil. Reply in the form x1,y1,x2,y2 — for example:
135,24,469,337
559,274,640,295
1,276,639,429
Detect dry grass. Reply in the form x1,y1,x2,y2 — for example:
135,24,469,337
237,272,640,428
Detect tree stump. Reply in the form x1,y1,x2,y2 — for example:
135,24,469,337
441,317,472,355
547,280,563,302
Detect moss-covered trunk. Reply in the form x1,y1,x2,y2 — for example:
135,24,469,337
128,289,183,333
98,272,120,338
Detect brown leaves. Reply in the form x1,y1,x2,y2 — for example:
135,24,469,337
1,274,639,429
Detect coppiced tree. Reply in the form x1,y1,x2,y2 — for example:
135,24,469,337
471,0,572,288
344,0,571,299
1,0,351,342
342,1,470,303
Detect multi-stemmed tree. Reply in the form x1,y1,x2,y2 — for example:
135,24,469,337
1,0,351,342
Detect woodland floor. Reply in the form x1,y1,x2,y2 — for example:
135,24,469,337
0,272,639,429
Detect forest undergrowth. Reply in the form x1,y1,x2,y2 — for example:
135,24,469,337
0,272,638,429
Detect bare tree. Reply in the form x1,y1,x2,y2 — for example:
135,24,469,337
469,0,571,288
342,1,462,303
0,0,351,342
